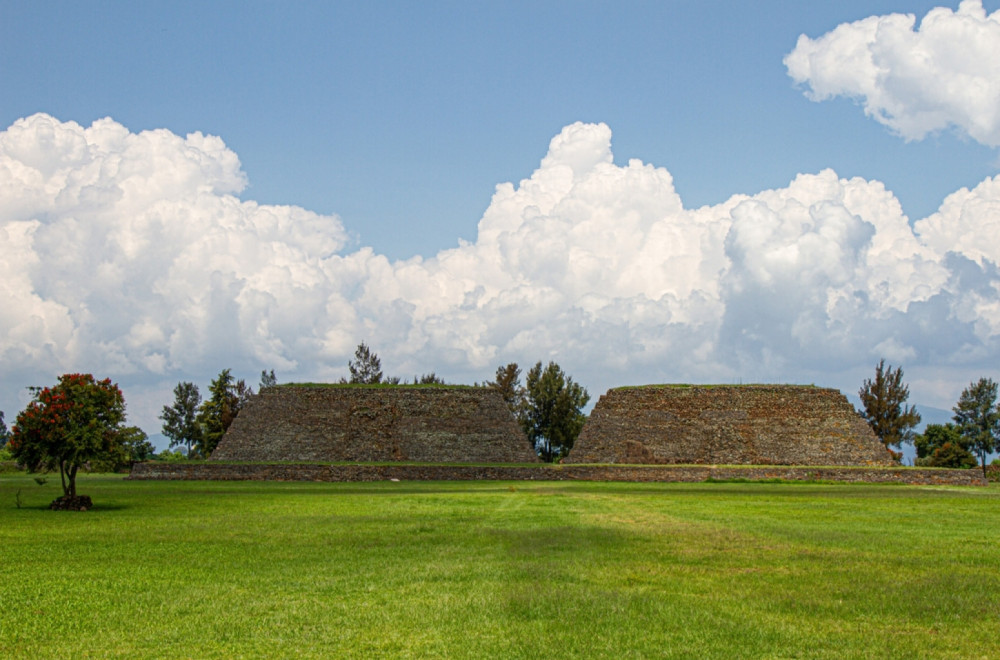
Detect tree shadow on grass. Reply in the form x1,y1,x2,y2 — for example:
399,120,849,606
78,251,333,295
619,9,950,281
88,503,129,511
9,501,130,512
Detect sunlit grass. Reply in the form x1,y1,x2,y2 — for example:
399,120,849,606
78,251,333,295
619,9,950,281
1,475,998,658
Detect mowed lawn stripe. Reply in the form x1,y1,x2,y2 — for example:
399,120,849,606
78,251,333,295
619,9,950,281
1,475,998,658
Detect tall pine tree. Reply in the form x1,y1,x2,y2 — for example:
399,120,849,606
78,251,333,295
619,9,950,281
348,342,383,384
859,359,921,461
953,377,1000,476
197,369,252,457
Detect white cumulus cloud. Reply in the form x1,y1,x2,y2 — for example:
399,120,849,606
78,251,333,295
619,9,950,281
785,0,1000,146
1,115,999,435
0,113,348,383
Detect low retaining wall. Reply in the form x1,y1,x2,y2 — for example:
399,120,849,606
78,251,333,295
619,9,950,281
128,462,988,486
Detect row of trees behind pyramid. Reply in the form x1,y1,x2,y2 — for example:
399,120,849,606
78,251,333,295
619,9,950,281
152,344,589,463
858,359,1000,473
2,344,998,509
159,368,275,459
312,342,591,464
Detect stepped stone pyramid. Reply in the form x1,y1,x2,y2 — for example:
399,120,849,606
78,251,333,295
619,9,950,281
210,385,538,463
566,385,892,466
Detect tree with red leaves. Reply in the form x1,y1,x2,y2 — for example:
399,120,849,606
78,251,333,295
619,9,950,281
9,374,128,506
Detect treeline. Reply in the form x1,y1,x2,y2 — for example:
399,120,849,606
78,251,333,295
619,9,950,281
159,368,277,459
340,342,445,385
858,359,1000,474
338,343,591,462
156,343,454,459
154,342,592,463
5,349,997,498
487,362,589,463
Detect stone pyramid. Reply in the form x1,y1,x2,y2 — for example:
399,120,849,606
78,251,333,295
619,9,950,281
566,385,893,466
211,384,538,463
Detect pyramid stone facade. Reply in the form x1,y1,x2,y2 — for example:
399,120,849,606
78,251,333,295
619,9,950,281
566,385,893,466
210,385,538,463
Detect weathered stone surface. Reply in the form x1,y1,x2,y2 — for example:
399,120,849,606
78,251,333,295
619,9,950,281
566,385,893,466
128,462,987,486
209,385,538,463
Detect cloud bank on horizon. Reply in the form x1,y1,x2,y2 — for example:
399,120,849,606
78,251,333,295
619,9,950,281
2,2,1000,431
3,114,998,410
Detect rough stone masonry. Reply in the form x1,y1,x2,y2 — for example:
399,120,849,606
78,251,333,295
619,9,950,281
210,385,538,463
566,385,893,466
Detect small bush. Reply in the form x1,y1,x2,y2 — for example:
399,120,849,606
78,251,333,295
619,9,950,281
154,449,189,462
915,442,979,469
0,447,21,473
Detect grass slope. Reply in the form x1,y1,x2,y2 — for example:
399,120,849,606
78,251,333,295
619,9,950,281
1,475,998,659
611,383,818,390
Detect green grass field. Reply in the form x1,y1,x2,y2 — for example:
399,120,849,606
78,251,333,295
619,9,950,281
1,474,998,659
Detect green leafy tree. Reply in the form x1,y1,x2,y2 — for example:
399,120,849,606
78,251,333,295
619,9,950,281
197,369,250,457
349,342,383,384
160,381,203,457
952,377,1000,476
858,359,921,461
121,426,155,464
927,442,978,469
914,423,977,468
8,373,128,500
413,372,445,384
523,361,589,462
259,369,278,390
914,423,968,459
234,377,255,409
0,412,13,462
155,448,189,462
91,426,155,472
490,362,526,425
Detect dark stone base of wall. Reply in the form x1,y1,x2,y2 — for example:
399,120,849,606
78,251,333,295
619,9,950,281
128,462,988,486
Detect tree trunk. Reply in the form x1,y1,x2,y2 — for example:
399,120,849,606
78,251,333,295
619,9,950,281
67,463,78,497
59,460,69,497
541,439,553,463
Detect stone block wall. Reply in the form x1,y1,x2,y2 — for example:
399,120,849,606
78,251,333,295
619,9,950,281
210,385,538,463
128,462,988,486
566,385,893,466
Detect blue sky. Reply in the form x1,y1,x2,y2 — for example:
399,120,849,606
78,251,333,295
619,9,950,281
4,0,997,260
2,1,1000,444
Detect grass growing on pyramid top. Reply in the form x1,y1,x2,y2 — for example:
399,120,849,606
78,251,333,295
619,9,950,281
275,382,479,389
610,383,820,390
